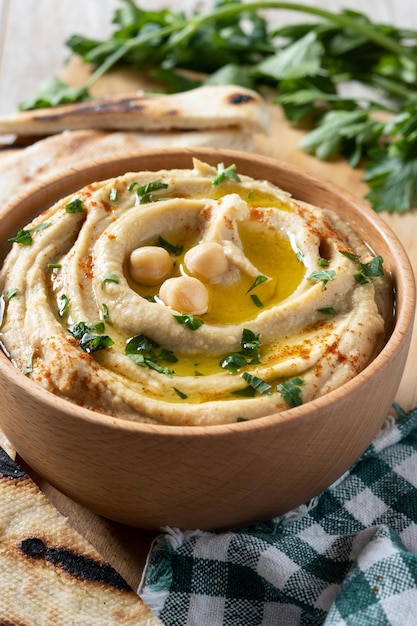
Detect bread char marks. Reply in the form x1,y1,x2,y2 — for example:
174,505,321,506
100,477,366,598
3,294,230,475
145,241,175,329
19,537,132,591
0,448,26,479
33,97,148,121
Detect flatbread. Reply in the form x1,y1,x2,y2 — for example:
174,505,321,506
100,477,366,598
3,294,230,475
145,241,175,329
0,447,162,625
0,125,265,206
0,85,270,136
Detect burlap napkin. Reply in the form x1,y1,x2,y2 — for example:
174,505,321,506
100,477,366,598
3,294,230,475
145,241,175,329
140,404,417,625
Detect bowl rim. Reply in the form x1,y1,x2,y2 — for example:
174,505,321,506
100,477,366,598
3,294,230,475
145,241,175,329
0,146,415,438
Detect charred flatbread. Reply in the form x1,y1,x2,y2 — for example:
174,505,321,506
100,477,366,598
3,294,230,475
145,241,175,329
0,85,269,136
0,447,162,625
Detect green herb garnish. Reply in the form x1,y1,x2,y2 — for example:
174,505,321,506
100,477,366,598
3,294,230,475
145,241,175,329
6,288,18,300
173,387,188,399
58,294,70,318
47,263,62,269
101,273,119,288
246,275,268,294
220,328,261,373
317,307,338,315
277,377,305,408
129,179,168,204
102,303,111,324
68,321,114,353
172,313,203,330
109,187,119,202
307,269,336,288
317,257,330,267
339,250,384,283
240,372,272,396
212,163,241,186
125,333,177,377
157,236,183,256
250,294,264,308
9,222,51,246
65,198,83,213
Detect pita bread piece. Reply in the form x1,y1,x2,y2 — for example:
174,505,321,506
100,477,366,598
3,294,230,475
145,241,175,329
0,447,163,625
0,85,270,136
0,125,268,206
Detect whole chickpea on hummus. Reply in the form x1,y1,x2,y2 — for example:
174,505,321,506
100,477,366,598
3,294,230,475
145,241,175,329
0,159,389,426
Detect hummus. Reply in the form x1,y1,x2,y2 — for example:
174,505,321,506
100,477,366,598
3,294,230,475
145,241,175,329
0,159,388,426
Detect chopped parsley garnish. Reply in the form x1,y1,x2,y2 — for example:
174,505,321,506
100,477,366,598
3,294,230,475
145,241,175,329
277,377,305,408
236,417,249,422
6,288,18,300
317,257,330,267
129,179,168,204
22,3,417,213
241,372,272,395
102,303,111,324
109,187,119,202
68,321,114,353
250,294,264,308
246,274,268,294
172,313,203,330
65,198,83,213
220,328,261,373
339,250,384,284
58,294,70,318
212,163,241,186
101,273,119,288
173,387,188,399
307,269,336,288
157,236,183,256
125,333,177,377
317,307,338,315
9,222,51,246
47,263,62,269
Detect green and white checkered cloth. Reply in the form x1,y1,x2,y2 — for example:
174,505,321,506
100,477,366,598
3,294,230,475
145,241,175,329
139,404,417,625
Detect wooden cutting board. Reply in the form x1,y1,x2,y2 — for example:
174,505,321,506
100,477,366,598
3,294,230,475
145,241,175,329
2,58,416,592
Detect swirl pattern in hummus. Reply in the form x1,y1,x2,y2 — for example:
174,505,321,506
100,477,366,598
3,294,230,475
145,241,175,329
0,159,387,425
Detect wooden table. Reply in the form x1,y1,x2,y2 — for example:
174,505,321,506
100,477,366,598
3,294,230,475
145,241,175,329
1,0,417,592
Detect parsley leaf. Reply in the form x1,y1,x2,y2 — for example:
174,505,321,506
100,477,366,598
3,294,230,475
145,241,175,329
129,179,168,204
212,163,241,186
220,328,262,373
68,321,114,353
240,372,272,396
277,377,305,408
58,294,70,318
9,222,51,246
307,269,336,288
339,250,384,283
101,273,119,288
125,333,177,376
19,3,417,212
157,236,183,256
65,198,83,213
172,313,203,330
246,275,268,294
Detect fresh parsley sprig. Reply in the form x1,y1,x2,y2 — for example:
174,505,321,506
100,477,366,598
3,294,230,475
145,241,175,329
18,1,417,212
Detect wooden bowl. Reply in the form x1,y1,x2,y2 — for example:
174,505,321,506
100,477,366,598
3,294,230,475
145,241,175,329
0,148,414,530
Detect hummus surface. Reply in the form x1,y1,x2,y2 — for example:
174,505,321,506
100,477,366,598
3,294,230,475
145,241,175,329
0,159,388,425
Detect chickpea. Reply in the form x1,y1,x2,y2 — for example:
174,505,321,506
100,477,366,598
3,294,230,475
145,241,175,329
159,276,209,315
184,242,228,281
129,246,174,286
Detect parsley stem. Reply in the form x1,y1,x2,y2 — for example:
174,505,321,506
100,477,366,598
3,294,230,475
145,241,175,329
84,2,417,91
